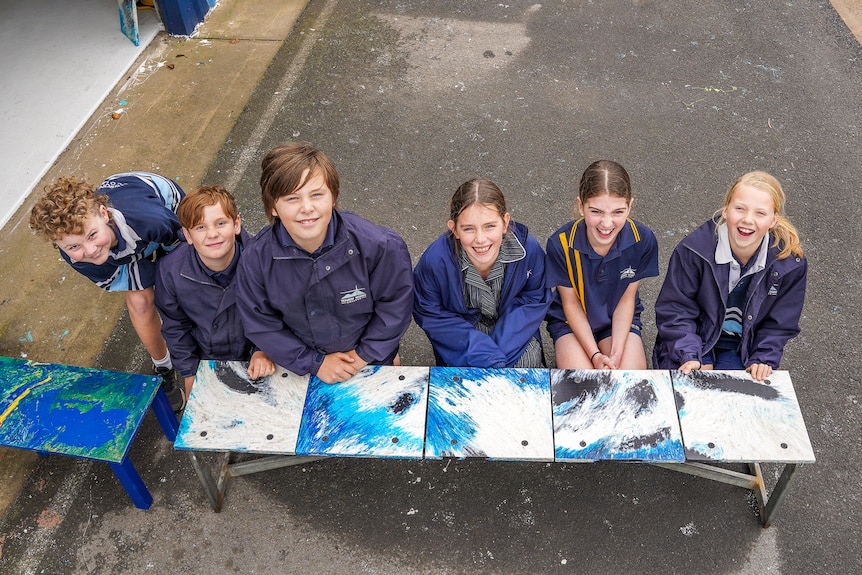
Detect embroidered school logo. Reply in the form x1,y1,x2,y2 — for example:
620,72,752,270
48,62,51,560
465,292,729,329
768,285,778,296
620,266,636,280
340,286,368,305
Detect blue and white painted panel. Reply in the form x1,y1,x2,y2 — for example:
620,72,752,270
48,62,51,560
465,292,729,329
175,361,309,454
117,0,140,45
551,370,684,462
425,368,554,461
672,370,815,463
296,366,429,458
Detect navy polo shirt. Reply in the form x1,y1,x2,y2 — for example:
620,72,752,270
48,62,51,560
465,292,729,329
546,218,659,337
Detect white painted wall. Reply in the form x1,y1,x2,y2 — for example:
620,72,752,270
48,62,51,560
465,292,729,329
0,0,161,229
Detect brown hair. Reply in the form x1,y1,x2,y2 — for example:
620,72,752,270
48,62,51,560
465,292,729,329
576,160,632,216
29,176,110,242
177,185,239,229
449,179,508,224
259,142,340,224
718,171,803,259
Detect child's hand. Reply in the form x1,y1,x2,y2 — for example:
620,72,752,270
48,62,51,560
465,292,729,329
590,352,615,370
316,352,359,384
247,351,276,379
345,349,368,372
746,363,773,381
606,352,622,370
678,360,702,374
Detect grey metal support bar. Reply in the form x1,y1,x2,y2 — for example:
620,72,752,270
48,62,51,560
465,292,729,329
650,461,760,490
187,451,221,511
187,451,327,512
227,455,326,477
651,461,801,527
762,463,800,527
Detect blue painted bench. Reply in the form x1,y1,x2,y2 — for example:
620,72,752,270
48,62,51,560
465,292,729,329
175,362,815,526
0,356,180,509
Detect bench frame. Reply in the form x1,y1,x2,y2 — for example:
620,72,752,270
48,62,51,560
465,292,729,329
187,451,800,526
177,370,813,527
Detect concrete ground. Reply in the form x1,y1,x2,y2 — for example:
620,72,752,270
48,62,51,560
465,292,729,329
1,1,861,573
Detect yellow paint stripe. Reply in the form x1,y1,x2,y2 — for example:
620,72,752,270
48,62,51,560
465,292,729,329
0,376,52,427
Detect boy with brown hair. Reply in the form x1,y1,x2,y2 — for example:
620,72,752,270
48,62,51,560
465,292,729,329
155,186,275,401
236,142,413,383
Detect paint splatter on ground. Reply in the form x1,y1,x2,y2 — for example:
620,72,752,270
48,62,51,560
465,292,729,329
680,521,698,537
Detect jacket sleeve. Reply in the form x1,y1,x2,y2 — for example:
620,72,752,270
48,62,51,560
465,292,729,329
235,251,320,376
154,260,200,378
654,245,708,366
491,235,552,366
412,246,508,368
354,231,415,364
747,257,808,368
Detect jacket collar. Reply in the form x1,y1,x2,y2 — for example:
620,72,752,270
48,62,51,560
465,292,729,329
272,209,341,256
715,223,769,292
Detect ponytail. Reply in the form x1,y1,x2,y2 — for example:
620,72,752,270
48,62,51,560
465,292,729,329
771,215,803,259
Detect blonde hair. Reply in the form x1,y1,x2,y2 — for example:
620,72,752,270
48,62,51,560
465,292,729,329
717,171,803,259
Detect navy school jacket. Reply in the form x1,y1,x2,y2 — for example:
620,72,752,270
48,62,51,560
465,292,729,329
154,229,256,379
63,172,185,291
652,218,807,370
412,220,551,368
236,210,414,376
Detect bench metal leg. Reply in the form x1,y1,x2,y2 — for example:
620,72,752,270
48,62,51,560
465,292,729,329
752,463,800,527
187,451,327,512
188,450,224,512
109,455,153,510
150,387,179,442
650,461,802,527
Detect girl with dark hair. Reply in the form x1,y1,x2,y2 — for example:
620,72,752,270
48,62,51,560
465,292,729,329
413,179,551,368
545,160,659,370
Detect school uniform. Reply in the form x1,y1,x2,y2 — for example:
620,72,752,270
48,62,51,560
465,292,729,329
154,229,256,379
236,210,413,377
61,172,185,291
652,218,807,370
412,220,551,368
545,218,659,342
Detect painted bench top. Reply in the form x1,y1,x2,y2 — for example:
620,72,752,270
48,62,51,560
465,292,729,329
0,356,159,462
175,362,815,465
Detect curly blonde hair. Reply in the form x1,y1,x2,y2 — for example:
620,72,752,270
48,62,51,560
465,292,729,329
29,176,109,242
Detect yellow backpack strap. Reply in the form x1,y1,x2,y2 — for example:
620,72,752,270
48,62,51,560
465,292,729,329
558,219,586,311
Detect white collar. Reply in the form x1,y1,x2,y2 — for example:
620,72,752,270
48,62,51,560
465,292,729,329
715,223,769,292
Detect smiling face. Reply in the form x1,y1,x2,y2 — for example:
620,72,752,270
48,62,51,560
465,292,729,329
271,168,334,253
577,193,632,256
448,203,511,278
55,205,117,265
722,183,778,264
184,203,241,272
